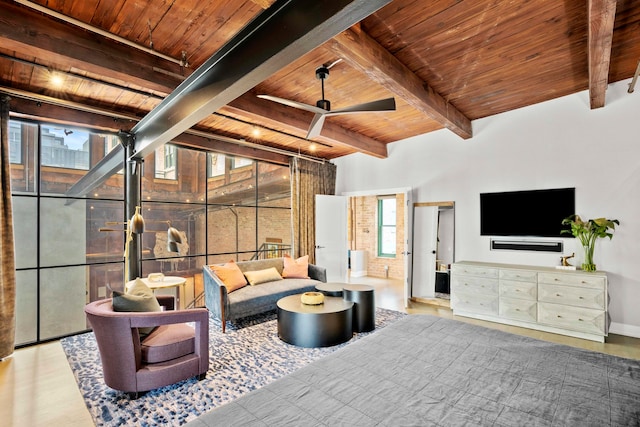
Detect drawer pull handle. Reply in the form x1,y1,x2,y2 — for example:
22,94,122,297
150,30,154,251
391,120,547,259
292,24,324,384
515,308,520,311
557,315,562,318
578,318,584,321
556,293,561,297
579,296,584,299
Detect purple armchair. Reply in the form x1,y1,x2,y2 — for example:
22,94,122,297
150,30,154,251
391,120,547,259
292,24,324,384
84,295,209,398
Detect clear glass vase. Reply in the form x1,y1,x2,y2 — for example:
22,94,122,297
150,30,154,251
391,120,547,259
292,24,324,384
582,243,596,272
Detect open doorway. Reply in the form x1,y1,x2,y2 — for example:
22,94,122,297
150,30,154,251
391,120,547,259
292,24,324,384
316,187,413,306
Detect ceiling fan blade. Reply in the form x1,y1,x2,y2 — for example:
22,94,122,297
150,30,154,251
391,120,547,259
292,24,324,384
306,113,327,139
257,94,326,114
326,97,396,116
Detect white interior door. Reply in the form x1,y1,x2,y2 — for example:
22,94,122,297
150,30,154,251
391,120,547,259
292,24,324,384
315,195,348,283
403,190,413,307
411,205,438,298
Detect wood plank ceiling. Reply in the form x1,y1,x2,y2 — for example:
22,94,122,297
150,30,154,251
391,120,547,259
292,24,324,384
0,0,638,165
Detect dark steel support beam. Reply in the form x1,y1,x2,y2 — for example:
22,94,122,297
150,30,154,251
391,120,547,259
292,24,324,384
129,0,392,160
64,0,391,200
124,133,143,281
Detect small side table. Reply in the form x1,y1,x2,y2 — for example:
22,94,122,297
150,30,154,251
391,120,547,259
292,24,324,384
315,282,346,297
343,284,375,332
125,276,187,309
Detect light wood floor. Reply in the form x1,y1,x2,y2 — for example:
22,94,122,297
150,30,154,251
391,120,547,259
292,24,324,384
1,275,639,427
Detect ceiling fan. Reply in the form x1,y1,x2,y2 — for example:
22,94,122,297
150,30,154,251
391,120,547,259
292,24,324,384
258,65,396,139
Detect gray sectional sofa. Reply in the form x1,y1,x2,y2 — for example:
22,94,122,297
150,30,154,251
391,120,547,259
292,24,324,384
203,257,327,332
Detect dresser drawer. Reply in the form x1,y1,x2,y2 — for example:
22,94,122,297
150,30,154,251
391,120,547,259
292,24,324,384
451,264,498,279
452,292,499,316
538,272,605,290
500,280,537,300
538,283,605,310
538,302,605,335
451,276,499,295
499,269,537,282
500,297,537,323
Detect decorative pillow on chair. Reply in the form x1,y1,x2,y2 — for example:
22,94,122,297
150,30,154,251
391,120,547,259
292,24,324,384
282,254,310,279
210,260,248,293
244,267,283,286
112,278,162,336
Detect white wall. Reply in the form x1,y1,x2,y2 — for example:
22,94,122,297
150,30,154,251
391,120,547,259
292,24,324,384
334,78,640,337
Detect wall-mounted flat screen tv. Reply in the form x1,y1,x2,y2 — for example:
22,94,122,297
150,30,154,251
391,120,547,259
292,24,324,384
480,187,575,238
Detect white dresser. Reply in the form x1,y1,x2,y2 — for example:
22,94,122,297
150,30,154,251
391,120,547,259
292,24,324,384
451,261,608,342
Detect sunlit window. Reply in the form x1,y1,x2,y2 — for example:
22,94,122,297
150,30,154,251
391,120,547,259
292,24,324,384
208,153,226,177
232,157,252,169
40,126,90,170
9,121,22,164
378,196,396,257
104,134,120,154
155,144,177,179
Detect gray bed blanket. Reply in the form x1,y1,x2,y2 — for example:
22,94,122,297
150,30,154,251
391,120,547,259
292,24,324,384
186,314,640,426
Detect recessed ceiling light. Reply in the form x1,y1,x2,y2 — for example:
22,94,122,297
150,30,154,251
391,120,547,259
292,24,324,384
50,73,64,88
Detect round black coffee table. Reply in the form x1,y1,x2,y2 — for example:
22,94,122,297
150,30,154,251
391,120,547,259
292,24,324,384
277,294,353,348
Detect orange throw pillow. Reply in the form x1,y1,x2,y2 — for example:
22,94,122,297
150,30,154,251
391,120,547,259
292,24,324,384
210,260,247,293
282,254,309,279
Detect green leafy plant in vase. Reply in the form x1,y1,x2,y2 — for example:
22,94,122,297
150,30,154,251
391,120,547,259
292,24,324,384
561,215,620,272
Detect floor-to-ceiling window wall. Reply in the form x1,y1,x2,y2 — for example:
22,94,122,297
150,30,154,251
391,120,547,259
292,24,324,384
9,119,292,347
10,120,125,347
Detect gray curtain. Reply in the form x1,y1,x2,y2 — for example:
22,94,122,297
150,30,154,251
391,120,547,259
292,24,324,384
0,94,16,359
290,157,336,264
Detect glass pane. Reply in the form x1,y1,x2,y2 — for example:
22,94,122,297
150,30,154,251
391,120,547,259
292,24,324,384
87,263,125,300
143,146,206,203
40,266,89,340
14,270,37,346
41,125,90,169
88,200,125,264
257,207,291,258
258,163,290,207
381,227,396,255
12,196,38,269
154,144,177,180
40,127,124,199
139,202,205,263
208,155,257,207
207,205,256,258
9,121,38,194
40,198,88,267
381,198,396,225
208,153,225,177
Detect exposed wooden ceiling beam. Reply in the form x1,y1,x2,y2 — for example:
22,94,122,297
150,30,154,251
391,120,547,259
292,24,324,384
328,26,473,140
0,1,184,95
226,93,388,158
588,0,617,109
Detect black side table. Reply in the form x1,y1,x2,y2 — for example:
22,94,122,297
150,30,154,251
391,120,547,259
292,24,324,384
342,284,375,332
315,282,346,297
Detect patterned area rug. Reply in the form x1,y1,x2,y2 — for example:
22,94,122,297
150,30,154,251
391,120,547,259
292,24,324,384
61,307,406,426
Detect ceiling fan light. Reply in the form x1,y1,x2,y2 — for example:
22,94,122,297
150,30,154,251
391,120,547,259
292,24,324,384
316,99,330,110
